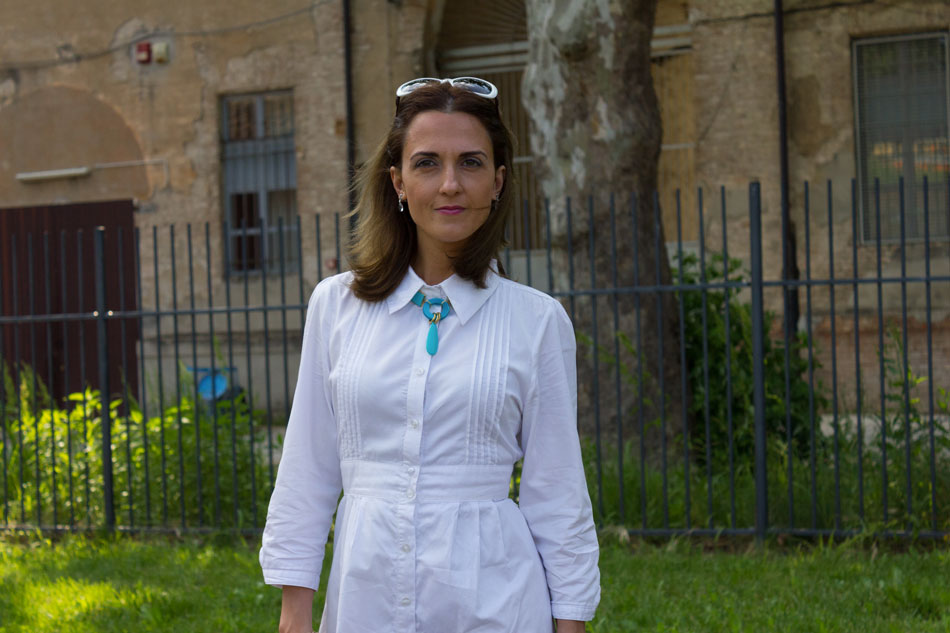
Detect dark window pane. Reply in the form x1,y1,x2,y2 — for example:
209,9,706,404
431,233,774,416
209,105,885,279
227,97,258,141
266,190,299,270
230,192,261,271
264,93,294,137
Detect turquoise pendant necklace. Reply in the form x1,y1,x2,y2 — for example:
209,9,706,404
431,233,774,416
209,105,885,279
411,291,451,355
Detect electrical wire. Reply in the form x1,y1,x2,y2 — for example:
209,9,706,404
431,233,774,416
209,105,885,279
695,20,748,145
0,0,333,72
873,0,950,19
693,0,946,141
692,0,947,26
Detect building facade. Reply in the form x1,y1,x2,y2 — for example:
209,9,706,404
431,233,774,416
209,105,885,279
1,0,947,412
687,1,949,403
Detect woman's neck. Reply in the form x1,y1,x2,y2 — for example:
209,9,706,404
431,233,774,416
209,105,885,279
412,251,454,286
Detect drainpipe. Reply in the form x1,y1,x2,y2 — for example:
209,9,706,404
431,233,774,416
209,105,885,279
773,0,800,339
343,0,357,214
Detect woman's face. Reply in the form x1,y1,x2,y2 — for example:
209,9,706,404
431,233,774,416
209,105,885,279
390,110,505,261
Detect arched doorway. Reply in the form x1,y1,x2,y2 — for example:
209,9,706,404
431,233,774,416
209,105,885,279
434,1,544,255
0,86,143,402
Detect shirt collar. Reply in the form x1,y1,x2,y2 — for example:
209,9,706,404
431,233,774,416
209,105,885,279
386,262,500,326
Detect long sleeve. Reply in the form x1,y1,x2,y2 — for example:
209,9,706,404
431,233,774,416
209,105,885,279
518,301,601,621
259,280,343,590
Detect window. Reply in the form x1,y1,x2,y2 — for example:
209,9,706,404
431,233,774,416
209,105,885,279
221,91,300,273
854,33,949,243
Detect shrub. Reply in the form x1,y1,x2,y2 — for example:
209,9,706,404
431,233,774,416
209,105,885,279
1,363,276,531
583,253,950,533
673,251,829,466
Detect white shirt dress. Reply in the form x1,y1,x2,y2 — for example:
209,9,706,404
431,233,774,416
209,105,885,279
259,266,600,633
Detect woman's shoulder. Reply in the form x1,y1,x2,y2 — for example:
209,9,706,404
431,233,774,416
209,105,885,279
495,276,563,310
308,271,357,308
314,269,355,290
494,276,571,327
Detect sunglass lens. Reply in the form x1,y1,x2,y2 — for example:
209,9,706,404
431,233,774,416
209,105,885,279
397,78,438,97
454,78,492,95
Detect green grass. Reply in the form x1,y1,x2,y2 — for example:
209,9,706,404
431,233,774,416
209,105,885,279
2,532,949,633
593,535,950,632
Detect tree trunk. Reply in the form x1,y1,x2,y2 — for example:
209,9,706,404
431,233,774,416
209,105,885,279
522,0,688,457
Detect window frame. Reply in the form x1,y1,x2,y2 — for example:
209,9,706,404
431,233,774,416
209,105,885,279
852,31,950,245
220,89,300,276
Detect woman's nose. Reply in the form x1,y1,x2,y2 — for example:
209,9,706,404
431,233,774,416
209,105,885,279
439,167,461,195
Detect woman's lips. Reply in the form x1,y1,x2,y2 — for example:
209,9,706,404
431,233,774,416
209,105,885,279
437,206,464,215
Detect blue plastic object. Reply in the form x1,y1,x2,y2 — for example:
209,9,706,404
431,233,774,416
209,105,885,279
198,373,229,400
186,366,238,401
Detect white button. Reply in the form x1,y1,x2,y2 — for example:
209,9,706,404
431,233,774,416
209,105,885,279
407,466,415,474
401,543,411,553
410,419,419,429
406,488,415,499
415,367,424,376
401,597,411,606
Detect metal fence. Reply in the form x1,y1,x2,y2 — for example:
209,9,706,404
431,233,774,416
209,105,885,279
1,179,949,539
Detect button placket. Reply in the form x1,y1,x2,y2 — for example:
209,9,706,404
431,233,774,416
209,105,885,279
394,300,432,630
402,317,431,496
391,503,415,630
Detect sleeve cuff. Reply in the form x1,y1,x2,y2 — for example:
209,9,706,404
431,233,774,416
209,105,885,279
551,602,598,621
261,568,321,591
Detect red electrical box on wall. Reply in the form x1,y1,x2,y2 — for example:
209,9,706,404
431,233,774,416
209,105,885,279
135,42,151,64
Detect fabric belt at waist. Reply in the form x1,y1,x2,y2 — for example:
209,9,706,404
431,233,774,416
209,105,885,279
341,460,512,502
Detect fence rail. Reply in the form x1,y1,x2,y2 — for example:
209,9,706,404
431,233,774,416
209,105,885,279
1,178,949,539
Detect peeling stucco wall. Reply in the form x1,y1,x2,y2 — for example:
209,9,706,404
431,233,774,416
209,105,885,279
692,0,949,311
0,0,430,413
0,0,436,289
690,0,950,408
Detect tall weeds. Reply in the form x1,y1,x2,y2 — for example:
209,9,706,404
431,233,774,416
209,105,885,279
1,364,274,530
583,254,950,533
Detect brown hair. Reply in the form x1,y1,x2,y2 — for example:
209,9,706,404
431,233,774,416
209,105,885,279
346,81,515,302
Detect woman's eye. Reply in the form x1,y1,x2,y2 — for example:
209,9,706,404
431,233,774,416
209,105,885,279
462,158,483,168
414,159,436,168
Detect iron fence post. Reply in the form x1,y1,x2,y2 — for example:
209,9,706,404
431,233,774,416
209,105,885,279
749,183,768,541
95,227,115,531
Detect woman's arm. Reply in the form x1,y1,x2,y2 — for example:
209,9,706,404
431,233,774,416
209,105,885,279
518,301,601,623
260,282,343,593
279,586,315,633
555,619,587,632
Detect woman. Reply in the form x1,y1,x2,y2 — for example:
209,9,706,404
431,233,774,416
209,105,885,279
260,77,600,633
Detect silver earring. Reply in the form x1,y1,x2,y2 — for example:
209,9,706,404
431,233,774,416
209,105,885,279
398,196,405,213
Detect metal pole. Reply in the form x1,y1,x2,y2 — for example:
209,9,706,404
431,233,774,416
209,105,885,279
95,227,115,531
773,0,800,339
749,183,768,541
342,0,357,216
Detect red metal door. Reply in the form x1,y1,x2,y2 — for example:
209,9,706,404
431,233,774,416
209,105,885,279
0,200,138,405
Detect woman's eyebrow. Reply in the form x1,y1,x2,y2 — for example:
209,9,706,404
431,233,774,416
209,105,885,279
408,150,489,160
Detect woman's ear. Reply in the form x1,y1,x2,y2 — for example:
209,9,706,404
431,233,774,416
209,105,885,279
390,166,403,198
494,165,506,199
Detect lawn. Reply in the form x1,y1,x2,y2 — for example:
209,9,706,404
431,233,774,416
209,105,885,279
1,531,948,633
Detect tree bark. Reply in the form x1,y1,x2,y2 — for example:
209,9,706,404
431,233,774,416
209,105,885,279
523,0,687,456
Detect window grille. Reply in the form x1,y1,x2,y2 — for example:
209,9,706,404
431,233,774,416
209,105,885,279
853,33,950,243
221,90,299,273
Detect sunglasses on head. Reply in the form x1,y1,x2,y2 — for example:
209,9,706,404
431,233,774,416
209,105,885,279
395,77,499,106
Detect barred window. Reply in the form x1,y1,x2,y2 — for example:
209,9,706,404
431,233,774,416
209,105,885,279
221,90,299,273
854,33,949,243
